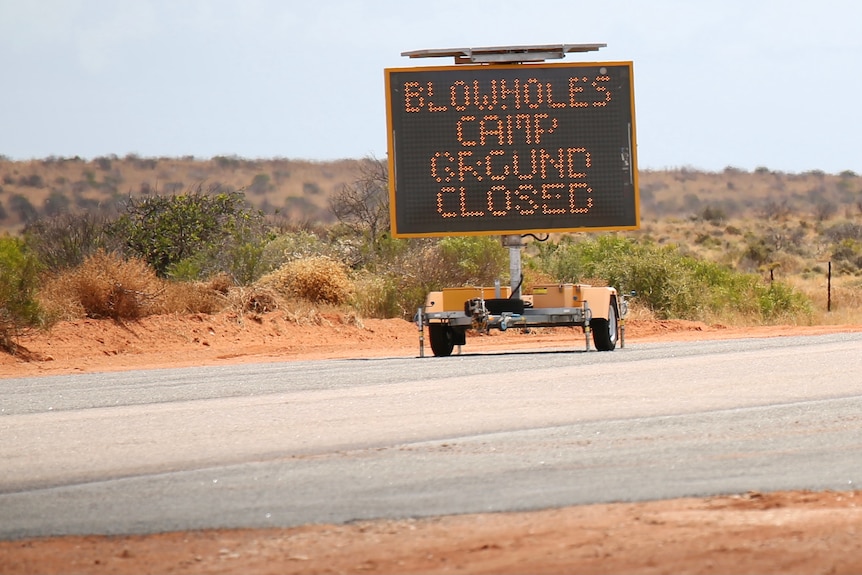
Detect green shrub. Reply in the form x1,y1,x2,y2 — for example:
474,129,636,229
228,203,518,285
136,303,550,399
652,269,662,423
260,230,354,271
753,280,811,322
531,235,811,323
341,235,508,319
111,186,269,282
351,270,404,318
215,238,267,286
436,235,508,286
164,257,206,283
345,237,441,318
0,236,43,350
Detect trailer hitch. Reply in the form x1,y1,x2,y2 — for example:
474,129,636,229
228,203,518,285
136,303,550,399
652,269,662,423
498,313,523,331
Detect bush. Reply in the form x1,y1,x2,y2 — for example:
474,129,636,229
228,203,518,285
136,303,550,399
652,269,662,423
18,174,44,188
753,280,811,322
435,236,508,286
160,277,229,315
535,234,631,285
531,235,811,323
44,251,166,321
257,256,354,305
699,205,727,224
111,186,269,281
340,235,509,319
346,238,441,319
249,173,272,195
41,254,230,321
0,236,43,351
351,270,404,318
24,212,118,272
823,221,862,242
169,221,274,286
830,239,862,274
259,230,354,271
8,194,38,223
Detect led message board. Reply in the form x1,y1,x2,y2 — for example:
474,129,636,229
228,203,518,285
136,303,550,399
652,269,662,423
385,61,639,237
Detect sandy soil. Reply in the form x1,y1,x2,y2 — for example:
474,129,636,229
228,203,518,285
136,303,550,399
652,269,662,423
2,313,862,574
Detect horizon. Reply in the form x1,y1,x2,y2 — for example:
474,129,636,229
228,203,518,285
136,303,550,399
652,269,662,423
1,153,858,177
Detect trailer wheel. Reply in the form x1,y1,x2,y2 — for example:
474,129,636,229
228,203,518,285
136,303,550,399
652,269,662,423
590,297,619,351
428,324,455,357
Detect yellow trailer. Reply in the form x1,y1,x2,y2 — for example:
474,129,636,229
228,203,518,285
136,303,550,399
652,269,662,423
420,283,628,357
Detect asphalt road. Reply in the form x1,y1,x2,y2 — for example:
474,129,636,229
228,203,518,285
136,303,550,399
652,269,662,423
1,333,861,539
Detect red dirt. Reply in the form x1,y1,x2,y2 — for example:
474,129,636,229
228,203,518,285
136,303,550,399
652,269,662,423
3,313,860,378
2,314,862,574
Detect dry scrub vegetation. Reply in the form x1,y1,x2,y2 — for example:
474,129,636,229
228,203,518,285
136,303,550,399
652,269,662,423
2,156,862,354
36,252,358,326
37,251,229,321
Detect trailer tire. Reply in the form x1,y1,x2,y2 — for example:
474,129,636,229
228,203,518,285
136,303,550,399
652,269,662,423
591,297,619,351
428,324,456,357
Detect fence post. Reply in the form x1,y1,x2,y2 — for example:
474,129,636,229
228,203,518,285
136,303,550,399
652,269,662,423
417,307,425,357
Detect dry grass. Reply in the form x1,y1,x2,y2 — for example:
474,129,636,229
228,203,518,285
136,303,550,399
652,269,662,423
37,250,362,326
790,275,862,324
40,252,164,321
161,281,229,315
257,256,354,305
350,270,399,318
224,285,282,315
39,252,230,322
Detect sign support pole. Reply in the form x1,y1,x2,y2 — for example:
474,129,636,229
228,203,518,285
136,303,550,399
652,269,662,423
503,235,525,299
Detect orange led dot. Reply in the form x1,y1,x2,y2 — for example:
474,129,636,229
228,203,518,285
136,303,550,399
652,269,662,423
487,185,511,216
437,187,457,218
459,187,484,217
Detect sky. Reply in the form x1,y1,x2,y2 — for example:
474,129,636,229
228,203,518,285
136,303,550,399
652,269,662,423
1,0,860,174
